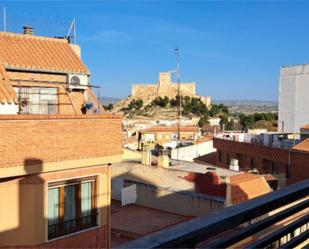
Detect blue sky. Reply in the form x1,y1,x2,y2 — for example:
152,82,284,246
2,1,309,101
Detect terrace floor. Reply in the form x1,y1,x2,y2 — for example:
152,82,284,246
111,200,192,247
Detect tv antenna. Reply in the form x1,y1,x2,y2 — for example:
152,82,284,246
66,18,77,43
172,47,182,162
2,7,6,32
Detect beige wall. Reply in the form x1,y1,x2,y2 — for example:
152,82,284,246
111,162,225,216
0,166,111,247
0,180,45,245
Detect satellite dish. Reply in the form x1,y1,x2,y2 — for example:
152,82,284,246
70,76,80,84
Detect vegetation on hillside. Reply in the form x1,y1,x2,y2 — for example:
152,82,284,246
103,103,113,111
238,112,278,130
117,96,277,132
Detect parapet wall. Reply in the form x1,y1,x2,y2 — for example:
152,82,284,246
0,114,123,169
131,82,196,100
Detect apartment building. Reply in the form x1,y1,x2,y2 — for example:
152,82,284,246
137,126,200,150
0,26,102,115
0,28,122,248
197,134,309,186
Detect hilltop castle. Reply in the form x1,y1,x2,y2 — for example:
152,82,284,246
130,72,211,107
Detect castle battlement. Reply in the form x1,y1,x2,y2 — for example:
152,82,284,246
130,71,211,108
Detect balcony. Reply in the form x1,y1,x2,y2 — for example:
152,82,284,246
48,212,98,240
118,178,309,249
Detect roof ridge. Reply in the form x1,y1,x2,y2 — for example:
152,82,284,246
0,31,68,43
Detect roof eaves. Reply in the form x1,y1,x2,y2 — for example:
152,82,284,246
5,65,90,76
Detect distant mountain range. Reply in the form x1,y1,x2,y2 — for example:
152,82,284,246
212,100,278,106
99,97,121,105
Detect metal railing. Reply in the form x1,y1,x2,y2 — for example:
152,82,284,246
118,179,309,249
48,213,98,240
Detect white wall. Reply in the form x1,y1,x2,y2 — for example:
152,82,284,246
279,65,309,133
171,140,216,162
0,103,18,114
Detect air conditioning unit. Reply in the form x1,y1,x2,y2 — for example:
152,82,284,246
229,159,239,171
67,74,88,91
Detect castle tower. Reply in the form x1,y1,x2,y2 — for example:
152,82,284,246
159,72,171,86
158,72,175,96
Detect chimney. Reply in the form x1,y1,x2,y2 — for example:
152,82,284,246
23,26,33,35
141,148,152,166
158,149,169,168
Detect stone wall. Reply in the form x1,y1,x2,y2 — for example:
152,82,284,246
128,72,211,108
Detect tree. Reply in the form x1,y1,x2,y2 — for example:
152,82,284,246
103,103,113,111
127,99,143,110
219,114,229,129
152,96,169,107
135,99,143,110
198,116,209,128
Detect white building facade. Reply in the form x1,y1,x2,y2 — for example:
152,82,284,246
279,64,309,133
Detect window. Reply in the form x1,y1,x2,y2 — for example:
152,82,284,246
219,151,223,163
250,158,256,168
48,177,97,240
15,87,57,114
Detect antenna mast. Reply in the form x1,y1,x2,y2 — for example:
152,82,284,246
174,47,181,161
3,7,6,32
66,18,77,43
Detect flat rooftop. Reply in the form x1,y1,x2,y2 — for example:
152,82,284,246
170,160,239,177
111,201,192,247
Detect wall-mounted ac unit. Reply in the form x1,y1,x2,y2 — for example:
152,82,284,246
67,74,88,91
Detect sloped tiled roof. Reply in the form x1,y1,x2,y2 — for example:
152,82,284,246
229,172,271,205
194,135,213,144
301,124,309,130
0,32,89,74
194,151,217,165
292,138,309,152
0,63,18,104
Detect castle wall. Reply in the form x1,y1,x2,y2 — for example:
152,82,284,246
158,82,196,97
129,72,211,107
131,84,157,99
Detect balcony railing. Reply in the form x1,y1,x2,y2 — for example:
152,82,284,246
118,179,309,249
48,213,98,240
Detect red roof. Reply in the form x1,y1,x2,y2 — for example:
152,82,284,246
0,32,88,74
0,63,17,104
140,126,199,133
229,173,271,205
292,138,309,152
194,135,213,144
301,124,309,130
194,152,217,165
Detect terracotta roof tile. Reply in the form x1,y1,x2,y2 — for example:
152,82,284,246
194,152,217,165
194,135,213,144
0,32,88,74
263,174,278,181
292,138,309,152
301,124,309,130
140,126,199,133
229,172,271,205
0,63,18,104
